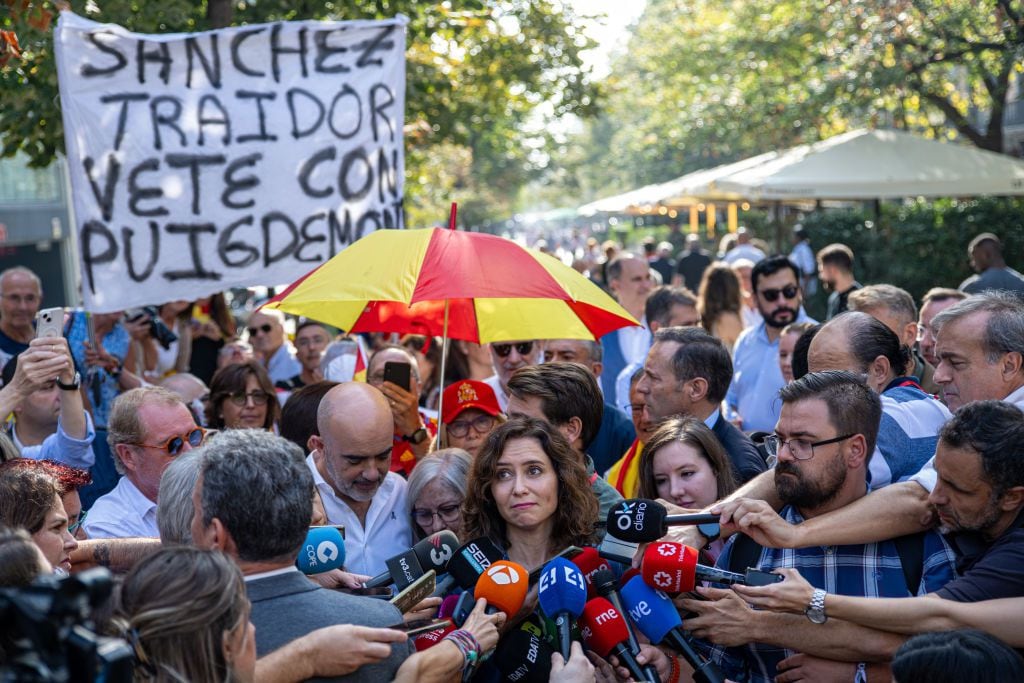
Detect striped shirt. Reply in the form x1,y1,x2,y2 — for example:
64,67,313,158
869,379,951,490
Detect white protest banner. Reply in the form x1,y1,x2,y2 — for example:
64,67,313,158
54,11,406,312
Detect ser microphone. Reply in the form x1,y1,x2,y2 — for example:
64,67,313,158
571,547,612,599
475,560,529,616
448,537,505,590
607,498,720,544
494,629,554,682
537,557,587,660
580,597,659,683
591,569,660,683
620,575,725,683
365,531,460,589
641,542,745,593
296,526,346,574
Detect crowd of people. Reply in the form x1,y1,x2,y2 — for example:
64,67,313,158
0,225,1023,683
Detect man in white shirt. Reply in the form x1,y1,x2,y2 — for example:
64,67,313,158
483,339,544,411
308,382,413,576
84,387,203,539
599,253,654,397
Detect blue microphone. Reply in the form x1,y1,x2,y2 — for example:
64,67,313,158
620,576,725,683
537,557,587,661
296,526,346,574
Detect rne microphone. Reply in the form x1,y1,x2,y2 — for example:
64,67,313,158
607,498,720,544
364,530,459,589
448,537,504,590
591,569,660,683
571,546,612,599
620,575,725,683
641,542,746,593
579,597,659,683
494,629,554,682
296,526,346,574
475,560,529,616
537,557,587,660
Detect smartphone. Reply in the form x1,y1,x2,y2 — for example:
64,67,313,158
383,361,411,391
528,546,584,585
744,569,785,586
35,307,64,339
386,618,453,637
390,570,436,614
334,586,393,598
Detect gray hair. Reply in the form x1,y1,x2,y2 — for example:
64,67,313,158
406,448,472,520
198,430,313,563
157,451,202,545
847,284,918,326
932,291,1024,363
108,387,188,474
0,266,42,293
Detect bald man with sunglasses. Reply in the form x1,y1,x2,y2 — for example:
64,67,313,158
84,386,205,539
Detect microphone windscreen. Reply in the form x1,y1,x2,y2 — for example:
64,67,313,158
620,567,641,586
571,547,612,599
537,557,587,620
448,537,504,589
412,530,460,573
493,629,553,682
412,622,456,651
295,526,346,574
385,548,425,590
475,560,529,615
437,594,460,620
579,597,630,658
641,541,699,593
620,575,683,644
590,568,618,597
607,498,668,543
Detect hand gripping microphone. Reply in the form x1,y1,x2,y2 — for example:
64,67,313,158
365,530,460,589
295,526,346,574
475,560,529,616
620,575,726,683
494,629,554,682
607,498,720,544
579,597,659,683
641,541,745,593
447,537,505,590
591,569,660,683
537,557,587,660
571,547,612,599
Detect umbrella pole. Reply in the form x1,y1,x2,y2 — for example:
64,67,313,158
437,298,450,449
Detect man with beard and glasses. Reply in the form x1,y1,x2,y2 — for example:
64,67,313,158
680,372,956,683
307,382,412,576
725,255,816,433
817,243,861,320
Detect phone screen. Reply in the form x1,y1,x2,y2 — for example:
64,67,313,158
383,361,411,392
386,618,452,636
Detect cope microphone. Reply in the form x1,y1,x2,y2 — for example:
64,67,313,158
607,498,720,544
620,575,725,683
365,530,460,589
571,547,612,599
579,597,659,683
475,560,529,616
494,629,554,682
591,569,660,683
448,537,505,590
641,542,745,593
296,526,346,574
537,557,587,660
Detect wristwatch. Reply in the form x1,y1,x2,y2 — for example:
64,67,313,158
56,372,81,391
805,588,828,624
402,427,429,445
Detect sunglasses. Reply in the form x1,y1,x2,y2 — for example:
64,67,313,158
247,323,273,336
759,284,799,302
228,391,271,406
493,341,534,358
136,426,207,456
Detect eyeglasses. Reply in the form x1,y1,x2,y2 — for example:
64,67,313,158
758,285,799,302
447,414,497,438
228,391,270,406
135,426,207,456
493,341,534,358
764,433,855,461
68,510,87,535
247,323,273,337
412,503,462,526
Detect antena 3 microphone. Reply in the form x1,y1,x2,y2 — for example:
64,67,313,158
641,541,746,593
475,560,529,616
608,498,720,543
296,526,346,574
537,557,587,660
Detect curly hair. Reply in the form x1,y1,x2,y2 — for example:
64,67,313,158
461,417,597,552
207,360,280,430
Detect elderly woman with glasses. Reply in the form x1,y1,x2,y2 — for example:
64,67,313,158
207,360,280,431
437,380,504,457
406,448,472,540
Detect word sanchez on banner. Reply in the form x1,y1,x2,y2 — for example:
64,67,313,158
54,11,407,312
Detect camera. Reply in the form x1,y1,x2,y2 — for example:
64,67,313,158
123,306,178,350
0,568,133,682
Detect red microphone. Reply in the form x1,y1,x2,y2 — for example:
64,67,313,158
641,541,746,593
413,622,456,651
474,560,529,615
579,598,657,682
572,546,612,599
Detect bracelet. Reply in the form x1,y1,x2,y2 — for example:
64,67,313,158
668,653,682,683
443,629,481,669
854,662,867,683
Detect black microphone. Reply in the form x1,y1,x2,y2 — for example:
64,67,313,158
607,498,720,544
591,569,660,683
447,537,504,590
493,628,554,682
364,530,459,589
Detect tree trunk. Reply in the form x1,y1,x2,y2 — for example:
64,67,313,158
207,0,232,29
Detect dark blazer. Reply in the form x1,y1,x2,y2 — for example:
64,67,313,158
247,569,413,682
711,413,768,484
587,402,637,475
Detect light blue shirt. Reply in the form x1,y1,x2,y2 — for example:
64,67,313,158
726,312,815,434
266,343,302,384
14,411,96,470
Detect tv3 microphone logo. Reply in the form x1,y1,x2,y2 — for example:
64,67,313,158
614,500,649,531
538,565,584,593
428,536,454,567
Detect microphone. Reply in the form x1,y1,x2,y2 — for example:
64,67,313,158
579,597,658,683
437,594,460,620
537,557,587,660
620,575,725,683
475,560,529,616
608,498,720,544
591,569,660,683
365,531,459,589
296,526,346,574
571,547,612,599
493,629,554,682
412,530,459,575
641,542,745,593
413,622,457,652
448,537,505,590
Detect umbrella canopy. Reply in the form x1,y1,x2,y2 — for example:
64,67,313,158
262,227,638,343
715,128,1024,200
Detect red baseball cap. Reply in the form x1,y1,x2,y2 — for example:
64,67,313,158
441,380,502,425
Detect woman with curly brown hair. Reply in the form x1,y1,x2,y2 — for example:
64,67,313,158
698,262,746,350
206,360,281,432
461,417,597,572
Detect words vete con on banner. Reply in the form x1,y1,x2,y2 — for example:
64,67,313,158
54,11,407,312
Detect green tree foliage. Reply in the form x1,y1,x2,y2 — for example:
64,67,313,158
0,0,596,227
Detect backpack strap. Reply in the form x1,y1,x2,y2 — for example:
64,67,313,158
726,533,764,575
892,531,926,595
